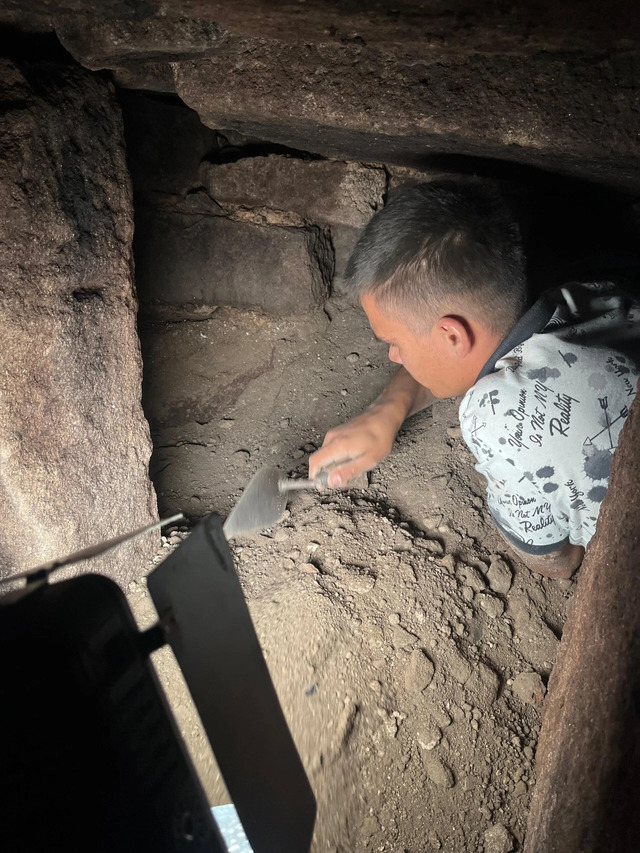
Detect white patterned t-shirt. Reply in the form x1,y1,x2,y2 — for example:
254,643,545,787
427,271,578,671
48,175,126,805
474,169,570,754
459,283,640,554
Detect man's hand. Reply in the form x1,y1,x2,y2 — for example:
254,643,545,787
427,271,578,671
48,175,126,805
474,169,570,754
309,404,401,487
309,367,437,487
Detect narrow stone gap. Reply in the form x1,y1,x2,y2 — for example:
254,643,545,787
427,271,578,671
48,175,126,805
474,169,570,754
202,138,327,165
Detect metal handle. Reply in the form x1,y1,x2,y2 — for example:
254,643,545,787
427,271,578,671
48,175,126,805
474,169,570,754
278,471,328,493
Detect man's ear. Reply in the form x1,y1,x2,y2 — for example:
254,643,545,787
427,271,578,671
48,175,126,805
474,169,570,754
435,315,474,357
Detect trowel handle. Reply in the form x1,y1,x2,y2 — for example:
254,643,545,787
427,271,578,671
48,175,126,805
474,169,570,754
278,471,329,492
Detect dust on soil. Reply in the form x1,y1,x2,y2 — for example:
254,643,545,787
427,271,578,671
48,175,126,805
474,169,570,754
129,294,576,853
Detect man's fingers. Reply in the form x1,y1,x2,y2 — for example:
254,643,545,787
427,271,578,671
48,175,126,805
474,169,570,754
309,446,336,479
309,442,357,479
326,459,369,488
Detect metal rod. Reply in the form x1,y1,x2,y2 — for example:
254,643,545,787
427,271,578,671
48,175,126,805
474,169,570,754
2,513,185,586
278,478,320,492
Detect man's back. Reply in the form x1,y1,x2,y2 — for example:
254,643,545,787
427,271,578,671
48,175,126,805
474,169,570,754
459,282,640,554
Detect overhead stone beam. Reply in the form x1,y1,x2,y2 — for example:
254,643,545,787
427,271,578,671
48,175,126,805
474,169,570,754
7,1,640,53
172,38,640,191
6,4,638,189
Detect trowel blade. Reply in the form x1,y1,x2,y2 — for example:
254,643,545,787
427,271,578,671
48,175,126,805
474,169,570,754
223,465,288,539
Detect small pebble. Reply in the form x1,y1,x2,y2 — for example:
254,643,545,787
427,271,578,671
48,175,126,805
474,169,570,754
428,829,442,849
478,591,505,619
392,625,417,649
340,389,348,396
512,671,546,705
461,585,475,602
417,723,441,751
346,352,360,362
387,612,401,625
484,824,515,853
219,418,235,429
422,754,455,788
299,562,319,574
487,556,513,594
404,648,435,693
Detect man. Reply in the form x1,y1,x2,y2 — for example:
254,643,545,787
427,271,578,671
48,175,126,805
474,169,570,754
309,180,639,578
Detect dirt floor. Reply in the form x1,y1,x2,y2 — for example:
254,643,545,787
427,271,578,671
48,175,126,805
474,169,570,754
128,293,576,853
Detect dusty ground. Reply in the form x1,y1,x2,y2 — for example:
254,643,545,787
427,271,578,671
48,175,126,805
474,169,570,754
129,294,575,852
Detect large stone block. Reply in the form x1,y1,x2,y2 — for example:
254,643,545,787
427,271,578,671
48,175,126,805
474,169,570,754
173,37,640,192
0,60,157,585
43,3,640,75
9,5,639,190
524,382,640,852
200,156,385,228
133,207,332,316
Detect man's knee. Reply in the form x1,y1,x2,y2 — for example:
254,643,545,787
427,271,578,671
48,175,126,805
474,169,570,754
495,529,584,579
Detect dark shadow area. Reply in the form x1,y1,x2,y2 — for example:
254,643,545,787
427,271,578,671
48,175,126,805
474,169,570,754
0,25,76,63
399,152,640,300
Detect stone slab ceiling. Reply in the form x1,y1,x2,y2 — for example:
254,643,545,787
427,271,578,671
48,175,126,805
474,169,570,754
3,2,640,188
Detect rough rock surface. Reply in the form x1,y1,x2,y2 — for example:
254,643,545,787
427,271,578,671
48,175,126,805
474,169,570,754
172,37,640,191
0,60,157,583
4,3,638,189
6,1,638,57
200,156,386,228
134,207,332,316
525,386,640,853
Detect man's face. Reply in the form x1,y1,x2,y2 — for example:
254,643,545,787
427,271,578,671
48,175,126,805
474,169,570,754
360,292,469,398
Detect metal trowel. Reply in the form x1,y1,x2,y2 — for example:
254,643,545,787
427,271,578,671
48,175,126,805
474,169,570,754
222,464,332,540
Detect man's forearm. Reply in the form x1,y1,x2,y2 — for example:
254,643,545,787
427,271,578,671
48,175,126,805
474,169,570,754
309,367,436,484
369,367,437,425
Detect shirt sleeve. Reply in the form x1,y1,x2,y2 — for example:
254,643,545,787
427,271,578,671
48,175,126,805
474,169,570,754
474,451,570,555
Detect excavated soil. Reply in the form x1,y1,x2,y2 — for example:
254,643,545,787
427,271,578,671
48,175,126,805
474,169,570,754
128,294,575,853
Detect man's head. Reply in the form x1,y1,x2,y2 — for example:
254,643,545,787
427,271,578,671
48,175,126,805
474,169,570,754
343,180,528,396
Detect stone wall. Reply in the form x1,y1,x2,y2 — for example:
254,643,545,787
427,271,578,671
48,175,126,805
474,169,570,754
122,93,388,318
0,60,158,585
